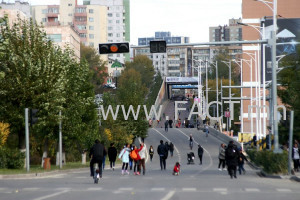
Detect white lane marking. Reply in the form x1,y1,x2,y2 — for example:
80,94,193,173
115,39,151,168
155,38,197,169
33,190,69,200
176,129,213,173
245,188,260,192
161,190,176,200
182,188,197,191
23,188,39,191
0,188,7,191
151,188,165,191
213,188,227,192
276,188,292,192
152,128,181,163
119,187,133,191
55,187,72,190
87,187,103,191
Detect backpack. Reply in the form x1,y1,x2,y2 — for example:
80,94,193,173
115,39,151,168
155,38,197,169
130,150,137,160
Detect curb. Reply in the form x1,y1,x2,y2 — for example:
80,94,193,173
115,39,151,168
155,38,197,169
290,175,300,182
258,170,282,179
0,167,89,179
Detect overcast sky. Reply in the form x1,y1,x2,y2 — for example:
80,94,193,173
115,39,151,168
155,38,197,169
25,0,242,45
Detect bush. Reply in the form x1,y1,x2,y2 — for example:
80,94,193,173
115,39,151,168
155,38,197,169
246,149,288,174
0,147,25,169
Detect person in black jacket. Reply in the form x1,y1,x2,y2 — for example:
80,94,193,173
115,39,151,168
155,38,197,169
89,139,106,178
157,140,168,170
108,143,117,171
225,141,239,179
198,144,204,165
238,149,248,175
169,142,174,157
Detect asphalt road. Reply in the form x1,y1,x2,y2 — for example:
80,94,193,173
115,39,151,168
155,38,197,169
0,127,299,200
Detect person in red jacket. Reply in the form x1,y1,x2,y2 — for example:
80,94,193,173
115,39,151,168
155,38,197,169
131,145,143,175
173,162,181,176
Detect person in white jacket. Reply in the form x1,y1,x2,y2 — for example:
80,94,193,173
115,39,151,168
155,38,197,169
119,144,130,175
138,142,147,175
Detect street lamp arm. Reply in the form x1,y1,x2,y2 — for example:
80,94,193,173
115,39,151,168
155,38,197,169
254,0,274,11
238,22,264,37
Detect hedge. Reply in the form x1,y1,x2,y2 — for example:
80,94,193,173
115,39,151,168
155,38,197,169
246,149,288,174
0,147,25,169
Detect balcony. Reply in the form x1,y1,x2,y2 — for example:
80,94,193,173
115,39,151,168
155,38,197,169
47,21,60,26
74,12,87,17
47,12,58,18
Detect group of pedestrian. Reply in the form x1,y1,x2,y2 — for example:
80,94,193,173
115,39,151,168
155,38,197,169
119,142,147,175
224,141,248,179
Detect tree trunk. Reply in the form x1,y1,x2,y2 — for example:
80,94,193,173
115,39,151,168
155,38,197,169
81,152,86,165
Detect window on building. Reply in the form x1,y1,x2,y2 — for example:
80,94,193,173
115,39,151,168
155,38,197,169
116,20,120,24
75,17,86,22
89,34,94,39
42,9,47,14
89,9,94,13
68,13,72,16
80,33,87,38
89,17,94,22
108,33,113,37
42,18,47,22
116,13,120,17
68,3,72,6
89,26,94,30
77,25,86,30
108,27,113,30
108,13,113,17
116,33,120,37
75,7,86,13
89,42,94,47
47,34,62,42
108,20,112,24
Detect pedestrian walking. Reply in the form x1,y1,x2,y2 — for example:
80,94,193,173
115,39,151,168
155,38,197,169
165,120,169,132
149,145,154,162
218,143,226,171
169,118,173,128
169,142,174,157
118,144,131,175
138,142,146,175
204,124,209,137
225,141,239,179
108,143,117,171
131,145,142,175
292,143,300,172
198,144,204,165
157,140,168,170
238,149,248,175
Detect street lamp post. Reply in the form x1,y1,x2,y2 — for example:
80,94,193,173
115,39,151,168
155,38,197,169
221,61,232,129
255,0,280,153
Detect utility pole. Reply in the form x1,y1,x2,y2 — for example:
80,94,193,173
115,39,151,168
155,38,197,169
25,108,30,172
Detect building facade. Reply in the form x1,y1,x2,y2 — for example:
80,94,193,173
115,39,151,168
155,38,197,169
209,18,242,43
241,0,300,137
0,0,31,17
85,0,130,63
31,0,108,61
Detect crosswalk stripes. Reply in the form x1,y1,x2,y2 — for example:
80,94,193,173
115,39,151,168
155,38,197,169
151,188,165,191
245,188,260,192
182,188,196,191
276,188,292,192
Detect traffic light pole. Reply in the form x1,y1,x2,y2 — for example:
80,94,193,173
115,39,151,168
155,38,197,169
25,108,30,172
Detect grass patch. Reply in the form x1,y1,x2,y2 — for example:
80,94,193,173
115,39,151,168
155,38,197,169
0,162,89,175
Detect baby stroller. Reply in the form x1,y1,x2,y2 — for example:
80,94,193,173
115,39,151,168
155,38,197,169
187,152,195,164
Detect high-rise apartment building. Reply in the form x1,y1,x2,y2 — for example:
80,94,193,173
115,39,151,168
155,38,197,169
31,0,108,61
84,0,130,63
0,0,31,17
209,18,242,43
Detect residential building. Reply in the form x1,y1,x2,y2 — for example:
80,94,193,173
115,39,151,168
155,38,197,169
209,18,242,43
31,0,108,61
0,8,28,25
0,0,31,17
85,0,130,63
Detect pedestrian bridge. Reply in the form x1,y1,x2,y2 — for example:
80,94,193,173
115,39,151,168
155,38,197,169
165,77,198,99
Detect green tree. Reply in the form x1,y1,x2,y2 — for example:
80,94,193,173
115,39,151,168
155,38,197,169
277,46,300,143
80,43,107,94
125,55,155,88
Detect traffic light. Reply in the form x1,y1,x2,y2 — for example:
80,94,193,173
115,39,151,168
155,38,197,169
150,40,166,53
98,42,129,54
30,109,39,126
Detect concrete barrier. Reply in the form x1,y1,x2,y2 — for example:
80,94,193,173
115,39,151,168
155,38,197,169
208,127,241,148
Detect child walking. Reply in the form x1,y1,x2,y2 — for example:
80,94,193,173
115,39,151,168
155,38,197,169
173,162,181,176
